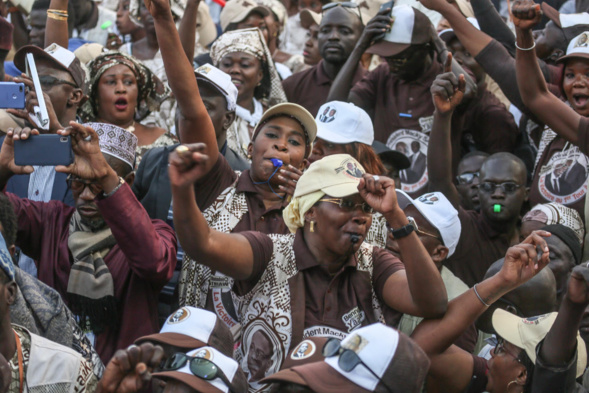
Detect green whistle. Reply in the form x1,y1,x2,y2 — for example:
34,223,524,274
101,21,113,30
494,204,501,213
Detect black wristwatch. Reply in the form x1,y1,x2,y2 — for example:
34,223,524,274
388,217,416,239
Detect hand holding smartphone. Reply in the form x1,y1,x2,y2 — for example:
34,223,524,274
372,1,395,42
0,83,26,109
14,134,74,166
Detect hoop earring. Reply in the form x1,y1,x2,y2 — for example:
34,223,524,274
506,380,521,392
310,221,314,232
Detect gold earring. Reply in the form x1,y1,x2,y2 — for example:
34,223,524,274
310,221,314,232
247,154,252,159
506,381,520,392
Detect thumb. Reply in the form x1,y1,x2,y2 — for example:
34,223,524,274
458,74,466,93
444,52,452,73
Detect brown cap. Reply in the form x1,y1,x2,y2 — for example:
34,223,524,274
135,307,234,358
0,17,13,51
541,3,589,42
262,324,430,393
279,337,329,371
367,5,432,57
14,44,86,90
220,0,270,31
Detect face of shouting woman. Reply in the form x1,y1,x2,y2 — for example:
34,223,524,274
96,64,139,127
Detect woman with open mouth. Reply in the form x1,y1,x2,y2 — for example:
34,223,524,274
211,27,288,162
80,51,176,167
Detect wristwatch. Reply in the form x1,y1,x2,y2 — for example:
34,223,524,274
388,217,416,239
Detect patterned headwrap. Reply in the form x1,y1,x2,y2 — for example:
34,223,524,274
210,28,287,106
523,202,585,243
80,52,169,123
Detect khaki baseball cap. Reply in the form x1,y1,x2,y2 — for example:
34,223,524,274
197,1,218,47
293,154,366,198
492,309,587,378
253,102,317,148
300,9,321,29
220,0,270,31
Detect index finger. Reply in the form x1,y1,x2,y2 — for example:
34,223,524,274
522,230,551,252
444,52,452,74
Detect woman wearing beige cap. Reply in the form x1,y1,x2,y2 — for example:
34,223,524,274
169,150,447,388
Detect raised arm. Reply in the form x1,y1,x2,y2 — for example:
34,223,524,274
359,175,448,318
178,0,200,63
44,0,70,48
513,0,582,145
427,54,465,209
169,143,255,280
326,8,393,104
146,0,218,174
470,0,516,54
411,231,551,386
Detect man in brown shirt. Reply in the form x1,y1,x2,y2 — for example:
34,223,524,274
281,3,365,116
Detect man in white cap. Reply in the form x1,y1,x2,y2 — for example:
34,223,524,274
0,122,177,364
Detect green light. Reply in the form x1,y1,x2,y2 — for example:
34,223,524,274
494,204,501,213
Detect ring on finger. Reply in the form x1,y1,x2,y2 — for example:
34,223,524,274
175,145,189,155
373,175,380,182
83,135,92,141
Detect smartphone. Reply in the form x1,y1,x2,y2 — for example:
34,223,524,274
14,134,74,166
374,1,395,42
0,82,25,109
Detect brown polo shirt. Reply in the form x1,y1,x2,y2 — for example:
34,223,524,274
195,155,290,234
237,229,405,338
443,207,512,287
281,60,367,116
529,117,589,221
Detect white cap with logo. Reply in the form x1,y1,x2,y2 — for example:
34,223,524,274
195,63,238,111
315,101,374,146
396,190,461,257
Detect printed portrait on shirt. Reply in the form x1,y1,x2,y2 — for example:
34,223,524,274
387,128,430,194
537,147,588,204
242,321,283,387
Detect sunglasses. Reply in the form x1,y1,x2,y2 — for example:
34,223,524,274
66,175,103,195
39,75,78,89
161,353,235,392
323,338,393,393
478,181,521,194
456,171,480,185
321,2,362,21
319,197,374,214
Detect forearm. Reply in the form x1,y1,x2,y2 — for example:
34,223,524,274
327,45,366,102
178,1,199,62
385,209,448,317
98,183,177,283
412,274,513,356
45,0,69,48
471,0,516,55
540,297,586,367
427,110,461,208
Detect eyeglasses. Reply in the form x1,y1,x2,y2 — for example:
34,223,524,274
493,338,521,363
162,352,235,392
456,171,480,185
406,216,443,243
66,175,103,196
323,338,393,393
478,181,522,194
321,2,362,21
38,75,78,89
319,197,374,214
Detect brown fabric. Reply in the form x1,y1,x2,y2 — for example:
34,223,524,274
443,207,512,287
530,123,589,221
282,60,367,116
465,355,489,393
237,230,405,334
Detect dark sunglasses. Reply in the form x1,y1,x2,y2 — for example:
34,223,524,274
161,353,235,392
319,197,374,214
323,338,393,393
478,181,521,194
321,2,362,20
66,175,103,195
456,171,480,185
38,75,78,89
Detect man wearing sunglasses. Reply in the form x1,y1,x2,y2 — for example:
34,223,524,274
455,151,488,212
282,1,366,115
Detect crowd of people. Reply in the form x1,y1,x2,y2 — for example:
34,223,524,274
0,0,588,390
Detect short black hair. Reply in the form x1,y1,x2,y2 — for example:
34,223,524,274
0,194,18,248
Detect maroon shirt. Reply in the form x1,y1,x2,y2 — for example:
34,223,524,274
529,117,589,220
8,184,178,363
443,207,512,287
281,60,367,116
238,229,405,336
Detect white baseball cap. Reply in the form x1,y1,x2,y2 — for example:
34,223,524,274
195,63,238,111
396,190,461,257
135,306,234,357
558,31,589,63
315,101,374,146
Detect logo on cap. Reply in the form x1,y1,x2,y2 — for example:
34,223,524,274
575,33,588,48
197,65,212,74
418,193,440,205
194,348,214,360
522,315,544,325
335,157,364,179
290,340,316,360
342,334,368,353
168,307,191,324
318,106,337,123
